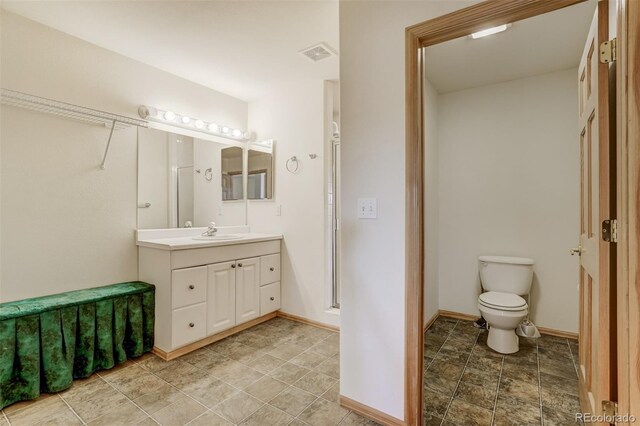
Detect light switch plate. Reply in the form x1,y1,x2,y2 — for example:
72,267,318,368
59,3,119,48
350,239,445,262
357,198,377,219
276,205,282,216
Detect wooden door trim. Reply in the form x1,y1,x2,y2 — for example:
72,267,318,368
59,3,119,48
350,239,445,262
405,1,586,424
616,0,639,419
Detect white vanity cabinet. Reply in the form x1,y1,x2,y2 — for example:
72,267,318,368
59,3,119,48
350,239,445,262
138,234,282,357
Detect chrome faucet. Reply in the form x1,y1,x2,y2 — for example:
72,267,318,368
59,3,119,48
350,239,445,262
202,222,218,237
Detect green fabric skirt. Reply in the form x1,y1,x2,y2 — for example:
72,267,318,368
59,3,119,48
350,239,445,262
0,282,155,409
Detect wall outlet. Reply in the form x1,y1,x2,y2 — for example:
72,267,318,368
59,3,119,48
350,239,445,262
276,204,282,216
357,198,377,219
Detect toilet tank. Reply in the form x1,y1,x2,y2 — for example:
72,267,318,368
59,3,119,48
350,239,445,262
478,256,534,295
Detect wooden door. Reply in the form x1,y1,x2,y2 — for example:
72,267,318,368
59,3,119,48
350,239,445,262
207,261,236,335
577,0,615,416
235,257,260,325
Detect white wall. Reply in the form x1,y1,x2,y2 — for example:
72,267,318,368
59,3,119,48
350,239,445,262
138,127,169,229
338,1,472,420
247,80,338,328
424,77,440,326
437,68,580,333
0,11,247,301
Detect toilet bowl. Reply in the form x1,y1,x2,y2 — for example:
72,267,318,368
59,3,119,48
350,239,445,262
478,255,534,354
478,291,528,354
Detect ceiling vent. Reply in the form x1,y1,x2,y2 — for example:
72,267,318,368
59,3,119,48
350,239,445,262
300,43,336,63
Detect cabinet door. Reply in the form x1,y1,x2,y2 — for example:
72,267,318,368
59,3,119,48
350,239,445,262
207,261,236,335
235,257,261,325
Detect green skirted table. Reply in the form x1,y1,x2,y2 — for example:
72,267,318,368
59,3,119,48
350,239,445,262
0,282,155,409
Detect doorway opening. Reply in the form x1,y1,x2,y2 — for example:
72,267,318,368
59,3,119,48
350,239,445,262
327,80,341,309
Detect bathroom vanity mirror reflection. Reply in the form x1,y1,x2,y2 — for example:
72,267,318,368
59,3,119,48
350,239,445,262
137,127,246,229
247,140,274,200
221,146,244,201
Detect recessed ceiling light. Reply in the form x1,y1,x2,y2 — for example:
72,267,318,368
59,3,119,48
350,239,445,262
470,24,511,39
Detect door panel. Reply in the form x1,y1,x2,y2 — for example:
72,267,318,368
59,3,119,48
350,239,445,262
577,0,614,415
207,261,236,335
236,257,260,324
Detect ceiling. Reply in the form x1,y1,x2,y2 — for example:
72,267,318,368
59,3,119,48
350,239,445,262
425,1,597,93
1,1,339,101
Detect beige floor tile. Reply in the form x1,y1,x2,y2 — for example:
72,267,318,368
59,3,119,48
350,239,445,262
87,400,148,425
31,406,82,426
240,404,293,426
321,382,341,404
267,343,308,361
249,354,286,374
60,377,114,404
269,386,317,416
308,340,339,357
293,371,338,396
7,396,71,426
136,354,179,373
188,378,239,409
133,383,183,414
66,386,130,422
154,361,199,385
298,398,349,426
339,411,382,425
245,376,288,402
151,396,207,426
213,392,263,424
4,392,59,415
187,411,233,426
290,351,327,369
314,355,340,379
268,363,311,385
97,359,137,378
111,370,169,399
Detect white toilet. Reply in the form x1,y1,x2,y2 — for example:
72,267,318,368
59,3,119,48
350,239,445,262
477,255,534,354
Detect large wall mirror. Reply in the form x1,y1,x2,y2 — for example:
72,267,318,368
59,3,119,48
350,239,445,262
137,127,247,229
248,140,274,200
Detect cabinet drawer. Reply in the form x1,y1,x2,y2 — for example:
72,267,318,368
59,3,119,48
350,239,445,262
172,303,206,349
260,282,281,315
172,266,207,309
260,254,281,286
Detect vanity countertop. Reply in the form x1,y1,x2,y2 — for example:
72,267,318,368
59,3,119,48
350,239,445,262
136,229,282,251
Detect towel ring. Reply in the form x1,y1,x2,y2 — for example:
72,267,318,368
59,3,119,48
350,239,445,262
286,156,300,173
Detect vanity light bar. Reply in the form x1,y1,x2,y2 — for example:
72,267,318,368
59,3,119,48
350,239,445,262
138,105,249,141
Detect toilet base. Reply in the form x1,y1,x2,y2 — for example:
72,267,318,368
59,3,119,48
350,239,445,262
487,326,519,354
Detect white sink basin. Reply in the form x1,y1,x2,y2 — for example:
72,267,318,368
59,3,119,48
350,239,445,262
192,234,243,241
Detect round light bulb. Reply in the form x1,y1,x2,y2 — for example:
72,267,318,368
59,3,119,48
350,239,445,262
222,126,230,134
208,123,219,133
181,116,191,124
194,119,204,129
232,129,242,138
163,111,176,121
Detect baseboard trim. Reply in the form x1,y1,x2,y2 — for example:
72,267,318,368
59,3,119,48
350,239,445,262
339,395,405,426
437,309,578,340
537,326,578,340
438,309,478,322
153,312,278,361
423,311,439,333
276,311,340,332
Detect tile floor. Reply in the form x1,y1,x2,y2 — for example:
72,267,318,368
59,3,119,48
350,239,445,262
423,316,582,426
0,317,379,426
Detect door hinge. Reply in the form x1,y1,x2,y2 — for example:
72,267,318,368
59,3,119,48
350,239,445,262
602,219,618,243
600,38,617,63
602,400,618,417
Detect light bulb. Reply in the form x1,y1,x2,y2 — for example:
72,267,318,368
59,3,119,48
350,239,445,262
181,116,191,124
194,119,204,129
232,129,242,138
222,126,230,134
163,111,176,121
208,123,219,133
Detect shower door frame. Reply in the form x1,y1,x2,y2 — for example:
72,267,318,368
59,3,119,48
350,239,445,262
403,0,637,424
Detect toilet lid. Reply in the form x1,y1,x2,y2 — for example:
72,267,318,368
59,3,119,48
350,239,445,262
479,291,527,311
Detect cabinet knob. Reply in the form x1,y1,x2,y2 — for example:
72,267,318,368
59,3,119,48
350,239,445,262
238,263,243,267
270,297,275,301
188,285,195,290
189,322,195,328
231,264,236,268
269,267,275,272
